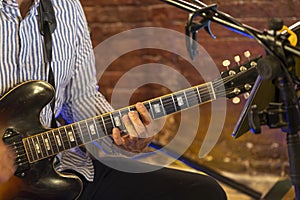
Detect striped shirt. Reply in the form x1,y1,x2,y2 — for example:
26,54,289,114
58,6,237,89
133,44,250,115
0,0,114,181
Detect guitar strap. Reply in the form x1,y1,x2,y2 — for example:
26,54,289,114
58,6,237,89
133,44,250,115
38,0,57,128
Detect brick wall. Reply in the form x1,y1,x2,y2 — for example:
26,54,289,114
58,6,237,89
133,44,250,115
81,0,300,177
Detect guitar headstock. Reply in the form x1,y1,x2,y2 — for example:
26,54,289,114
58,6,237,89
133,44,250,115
219,51,262,103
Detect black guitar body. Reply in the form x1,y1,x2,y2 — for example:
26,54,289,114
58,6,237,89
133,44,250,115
0,81,82,200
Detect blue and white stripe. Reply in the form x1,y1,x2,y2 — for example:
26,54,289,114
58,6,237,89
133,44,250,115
0,0,114,181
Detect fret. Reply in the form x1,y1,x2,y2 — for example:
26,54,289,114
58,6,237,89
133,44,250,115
161,95,176,115
76,123,90,144
64,126,78,148
45,131,54,154
95,116,106,136
100,115,109,135
128,106,136,112
24,138,34,163
36,134,47,158
147,102,155,119
58,128,71,150
196,86,202,103
174,91,188,110
81,120,92,142
92,118,100,139
116,111,122,127
94,117,106,139
67,128,76,142
103,114,114,134
159,98,166,116
198,84,211,103
31,136,41,160
86,119,98,141
149,99,164,119
49,130,60,153
208,82,216,100
185,88,200,107
37,133,51,157
109,113,116,128
183,91,190,108
112,110,125,131
52,129,65,152
171,94,178,112
70,125,83,146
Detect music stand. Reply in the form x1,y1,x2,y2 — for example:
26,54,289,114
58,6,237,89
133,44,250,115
232,76,276,138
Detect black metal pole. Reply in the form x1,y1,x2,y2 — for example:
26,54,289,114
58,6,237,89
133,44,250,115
276,76,300,200
160,0,300,57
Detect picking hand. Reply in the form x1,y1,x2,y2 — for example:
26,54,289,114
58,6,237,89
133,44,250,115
0,140,16,183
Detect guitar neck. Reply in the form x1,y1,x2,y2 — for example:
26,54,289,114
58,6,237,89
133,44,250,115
22,81,224,163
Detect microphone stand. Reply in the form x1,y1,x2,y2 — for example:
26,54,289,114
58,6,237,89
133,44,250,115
161,0,300,57
160,0,300,199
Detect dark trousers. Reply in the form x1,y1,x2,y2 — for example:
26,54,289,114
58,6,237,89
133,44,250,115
79,157,227,200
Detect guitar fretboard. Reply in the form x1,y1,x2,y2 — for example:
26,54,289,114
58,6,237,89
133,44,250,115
22,80,224,163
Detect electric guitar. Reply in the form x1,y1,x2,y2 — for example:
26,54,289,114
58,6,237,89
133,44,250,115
0,55,260,200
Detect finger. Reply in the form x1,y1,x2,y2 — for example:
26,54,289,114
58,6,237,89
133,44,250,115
128,111,147,138
112,128,125,145
136,102,152,125
122,114,138,138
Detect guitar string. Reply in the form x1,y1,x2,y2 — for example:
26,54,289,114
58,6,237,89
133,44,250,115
6,71,247,146
6,68,255,165
7,79,242,151
8,86,242,165
10,134,115,167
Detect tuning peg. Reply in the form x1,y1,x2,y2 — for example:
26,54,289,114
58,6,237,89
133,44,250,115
222,59,236,76
250,61,258,67
244,83,252,91
222,59,231,70
242,84,252,100
243,92,250,100
234,55,248,71
234,55,240,65
232,97,240,104
244,51,251,60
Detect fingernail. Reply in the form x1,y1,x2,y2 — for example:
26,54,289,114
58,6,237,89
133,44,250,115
129,111,136,116
136,102,143,108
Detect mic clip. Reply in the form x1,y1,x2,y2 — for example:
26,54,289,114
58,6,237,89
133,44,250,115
185,4,217,59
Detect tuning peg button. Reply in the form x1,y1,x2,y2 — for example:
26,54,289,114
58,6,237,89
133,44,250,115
232,97,240,104
244,92,250,99
222,59,231,70
244,51,251,59
234,55,241,65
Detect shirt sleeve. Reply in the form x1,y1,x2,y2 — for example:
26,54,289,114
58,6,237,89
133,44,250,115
59,0,125,157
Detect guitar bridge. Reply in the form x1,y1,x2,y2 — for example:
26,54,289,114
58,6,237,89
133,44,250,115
3,128,30,177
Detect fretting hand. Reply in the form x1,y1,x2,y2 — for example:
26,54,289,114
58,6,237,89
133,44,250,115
112,102,154,153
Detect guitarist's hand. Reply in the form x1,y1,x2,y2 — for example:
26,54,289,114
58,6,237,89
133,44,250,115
112,102,154,153
0,140,16,183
